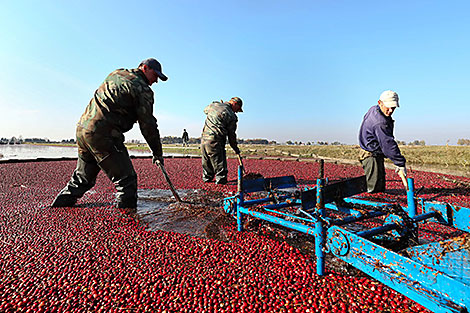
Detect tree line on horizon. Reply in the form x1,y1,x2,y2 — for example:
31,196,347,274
457,138,470,146
3,136,470,146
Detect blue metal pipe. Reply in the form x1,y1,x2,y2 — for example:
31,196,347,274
263,208,316,223
237,166,244,232
298,208,316,221
331,210,387,226
316,178,325,216
411,211,440,223
263,202,299,210
237,204,243,232
243,194,292,207
406,177,417,218
325,202,390,217
356,223,399,238
238,207,316,235
315,178,325,276
342,197,395,208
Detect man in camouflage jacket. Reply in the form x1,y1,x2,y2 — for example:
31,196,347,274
51,58,168,210
201,97,243,184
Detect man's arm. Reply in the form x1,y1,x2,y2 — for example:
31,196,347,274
136,95,163,159
227,122,240,154
138,114,163,157
375,123,406,167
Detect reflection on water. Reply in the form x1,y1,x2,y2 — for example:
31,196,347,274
136,189,221,238
0,144,153,160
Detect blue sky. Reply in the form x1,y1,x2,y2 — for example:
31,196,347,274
1,0,469,145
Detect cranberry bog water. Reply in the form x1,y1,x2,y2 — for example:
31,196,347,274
1,157,469,312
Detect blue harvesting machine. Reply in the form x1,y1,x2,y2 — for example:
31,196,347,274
223,164,470,313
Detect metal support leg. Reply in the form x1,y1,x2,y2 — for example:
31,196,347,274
407,178,417,218
318,159,324,179
237,205,243,232
237,165,244,232
315,178,325,275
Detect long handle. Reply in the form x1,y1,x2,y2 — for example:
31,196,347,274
156,161,182,202
397,170,408,191
237,154,245,174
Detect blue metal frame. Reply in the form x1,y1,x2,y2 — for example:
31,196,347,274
327,226,469,312
223,166,470,313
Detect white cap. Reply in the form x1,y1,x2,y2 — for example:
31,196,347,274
379,90,399,108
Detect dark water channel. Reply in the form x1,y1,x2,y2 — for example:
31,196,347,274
136,189,224,239
133,189,367,275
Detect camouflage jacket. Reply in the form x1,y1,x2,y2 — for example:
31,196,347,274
78,68,162,157
202,101,239,154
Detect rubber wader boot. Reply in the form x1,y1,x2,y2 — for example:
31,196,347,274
97,147,138,211
51,194,78,207
215,179,227,185
117,200,137,216
117,199,137,210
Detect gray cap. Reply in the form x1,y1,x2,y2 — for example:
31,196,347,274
379,90,399,108
139,58,168,81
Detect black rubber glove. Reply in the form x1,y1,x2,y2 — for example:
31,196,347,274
152,155,164,165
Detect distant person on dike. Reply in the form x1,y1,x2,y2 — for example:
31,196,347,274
358,90,406,193
182,129,189,147
201,97,243,184
51,58,168,212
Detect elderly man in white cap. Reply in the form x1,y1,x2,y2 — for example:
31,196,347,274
358,90,406,193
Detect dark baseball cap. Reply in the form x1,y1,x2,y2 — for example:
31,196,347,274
139,58,168,81
231,97,243,112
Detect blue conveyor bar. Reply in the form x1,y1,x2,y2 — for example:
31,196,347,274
412,211,440,223
356,223,400,238
239,206,315,235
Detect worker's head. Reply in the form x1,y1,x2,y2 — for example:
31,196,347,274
228,97,243,113
378,90,399,117
139,58,168,85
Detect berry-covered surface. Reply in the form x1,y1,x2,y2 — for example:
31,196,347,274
1,158,469,312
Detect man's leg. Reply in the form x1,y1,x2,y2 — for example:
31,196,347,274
98,146,138,209
210,142,228,184
201,141,215,182
361,155,386,193
51,152,101,207
376,156,386,191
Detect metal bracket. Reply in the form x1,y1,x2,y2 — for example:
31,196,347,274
328,229,350,256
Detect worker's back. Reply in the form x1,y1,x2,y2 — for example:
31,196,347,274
78,68,154,137
201,101,237,140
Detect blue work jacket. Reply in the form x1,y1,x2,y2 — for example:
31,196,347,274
358,105,406,167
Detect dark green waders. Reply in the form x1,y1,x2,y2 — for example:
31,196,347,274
52,127,137,209
201,139,228,184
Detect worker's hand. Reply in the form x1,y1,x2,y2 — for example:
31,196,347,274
395,166,407,177
152,155,164,166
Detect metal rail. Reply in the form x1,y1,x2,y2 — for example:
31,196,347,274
223,166,470,313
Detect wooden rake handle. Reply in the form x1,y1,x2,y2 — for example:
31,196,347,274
397,170,408,191
156,161,182,202
237,154,245,174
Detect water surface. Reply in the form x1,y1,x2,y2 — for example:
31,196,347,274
0,144,154,160
136,189,223,238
